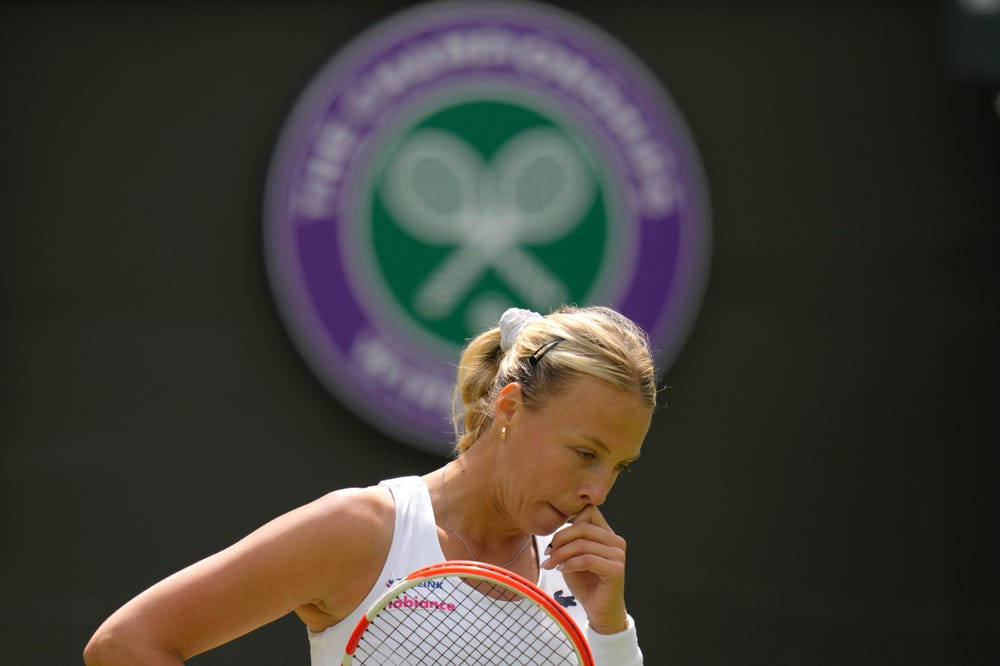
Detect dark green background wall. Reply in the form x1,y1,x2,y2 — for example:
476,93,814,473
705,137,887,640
2,2,997,664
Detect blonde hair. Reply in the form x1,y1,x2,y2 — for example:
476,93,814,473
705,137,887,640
451,305,656,454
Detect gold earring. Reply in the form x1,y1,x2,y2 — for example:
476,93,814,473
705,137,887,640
500,426,507,441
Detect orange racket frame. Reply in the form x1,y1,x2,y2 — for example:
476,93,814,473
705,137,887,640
341,559,594,665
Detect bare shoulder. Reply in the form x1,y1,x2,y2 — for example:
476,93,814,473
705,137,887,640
301,485,395,576
311,484,395,530
291,485,396,623
278,484,395,590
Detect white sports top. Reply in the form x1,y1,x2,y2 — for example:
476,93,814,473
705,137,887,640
307,476,643,665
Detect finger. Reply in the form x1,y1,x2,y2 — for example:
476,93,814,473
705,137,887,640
556,552,626,579
570,504,613,531
545,525,626,553
547,522,625,552
541,541,622,570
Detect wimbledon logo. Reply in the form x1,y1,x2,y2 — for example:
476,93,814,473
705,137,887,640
264,2,711,455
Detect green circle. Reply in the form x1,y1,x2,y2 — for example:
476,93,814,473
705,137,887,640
370,100,609,346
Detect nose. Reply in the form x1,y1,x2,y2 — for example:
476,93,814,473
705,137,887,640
577,471,616,507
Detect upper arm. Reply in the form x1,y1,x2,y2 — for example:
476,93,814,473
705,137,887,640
88,486,393,661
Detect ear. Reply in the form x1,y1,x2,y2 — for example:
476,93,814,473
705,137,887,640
494,382,523,427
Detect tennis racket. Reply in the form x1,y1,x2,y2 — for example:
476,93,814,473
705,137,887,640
341,559,594,665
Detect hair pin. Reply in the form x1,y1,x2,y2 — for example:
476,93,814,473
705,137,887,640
528,337,564,367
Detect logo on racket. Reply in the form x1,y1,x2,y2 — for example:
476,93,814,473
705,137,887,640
264,3,711,454
384,594,457,612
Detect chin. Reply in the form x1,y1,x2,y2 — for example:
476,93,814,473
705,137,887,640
538,505,569,531
531,522,562,537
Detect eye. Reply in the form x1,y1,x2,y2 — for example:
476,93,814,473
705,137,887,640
575,449,597,461
615,462,633,474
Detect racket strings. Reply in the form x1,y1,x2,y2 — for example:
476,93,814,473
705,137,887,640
471,585,568,664
354,574,579,664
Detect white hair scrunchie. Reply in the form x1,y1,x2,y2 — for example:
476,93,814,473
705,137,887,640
498,308,543,351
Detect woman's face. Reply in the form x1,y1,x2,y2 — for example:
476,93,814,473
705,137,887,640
497,376,652,535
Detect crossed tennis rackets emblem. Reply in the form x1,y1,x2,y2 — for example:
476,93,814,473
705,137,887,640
381,128,597,320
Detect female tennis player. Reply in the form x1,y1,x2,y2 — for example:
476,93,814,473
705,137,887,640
84,305,654,665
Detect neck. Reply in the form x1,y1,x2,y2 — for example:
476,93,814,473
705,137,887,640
432,442,528,558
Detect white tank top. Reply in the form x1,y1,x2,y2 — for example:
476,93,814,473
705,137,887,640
307,476,642,665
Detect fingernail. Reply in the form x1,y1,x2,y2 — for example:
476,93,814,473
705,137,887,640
545,543,553,553
556,563,565,571
540,557,551,569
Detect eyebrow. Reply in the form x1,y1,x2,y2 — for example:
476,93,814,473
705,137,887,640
577,434,641,463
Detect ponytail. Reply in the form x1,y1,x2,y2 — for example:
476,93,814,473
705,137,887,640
451,329,503,453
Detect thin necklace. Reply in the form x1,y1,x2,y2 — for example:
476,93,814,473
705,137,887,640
440,467,531,569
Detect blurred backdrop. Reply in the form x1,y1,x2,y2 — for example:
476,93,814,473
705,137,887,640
2,1,998,664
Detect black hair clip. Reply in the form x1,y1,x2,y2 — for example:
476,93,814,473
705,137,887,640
528,337,564,368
